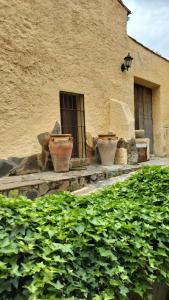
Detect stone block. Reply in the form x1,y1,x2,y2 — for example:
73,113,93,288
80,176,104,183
136,138,150,161
1,191,8,197
95,146,101,164
37,132,50,147
97,174,106,181
70,179,80,192
47,189,59,195
23,189,39,200
8,156,24,166
39,183,49,196
127,138,138,165
47,190,58,195
57,180,70,192
0,156,24,178
51,121,61,134
50,182,61,189
106,171,113,179
8,189,19,198
116,138,128,149
9,154,42,176
79,177,87,187
90,174,97,182
0,160,15,177
114,148,128,165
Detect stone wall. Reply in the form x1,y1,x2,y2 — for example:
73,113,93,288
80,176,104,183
0,165,139,199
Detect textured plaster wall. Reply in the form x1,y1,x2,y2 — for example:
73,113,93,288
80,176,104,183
0,0,169,158
109,98,134,140
128,37,169,155
0,0,131,158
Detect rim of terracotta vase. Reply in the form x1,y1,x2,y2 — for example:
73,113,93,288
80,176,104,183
98,134,118,140
98,134,116,137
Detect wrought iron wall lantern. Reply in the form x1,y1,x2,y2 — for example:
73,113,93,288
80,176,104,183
121,52,133,72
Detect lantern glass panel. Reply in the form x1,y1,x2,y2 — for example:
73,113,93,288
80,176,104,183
125,54,132,68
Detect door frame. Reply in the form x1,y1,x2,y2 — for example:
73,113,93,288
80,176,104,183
59,91,87,158
134,83,154,153
134,76,162,155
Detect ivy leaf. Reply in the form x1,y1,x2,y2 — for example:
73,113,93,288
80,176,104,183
52,280,64,290
0,166,169,299
119,286,129,296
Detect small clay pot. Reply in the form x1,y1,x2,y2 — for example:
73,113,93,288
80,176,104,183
49,134,73,172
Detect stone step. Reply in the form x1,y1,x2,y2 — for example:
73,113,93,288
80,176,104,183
0,164,139,199
73,173,133,196
0,158,168,199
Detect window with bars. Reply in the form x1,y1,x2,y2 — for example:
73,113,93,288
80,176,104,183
60,91,86,158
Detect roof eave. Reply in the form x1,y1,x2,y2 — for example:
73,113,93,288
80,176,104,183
118,0,131,15
129,36,169,62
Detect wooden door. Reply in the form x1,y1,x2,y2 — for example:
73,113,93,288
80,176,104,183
60,92,86,158
134,84,153,153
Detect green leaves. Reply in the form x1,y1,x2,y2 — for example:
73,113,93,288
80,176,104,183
0,166,169,299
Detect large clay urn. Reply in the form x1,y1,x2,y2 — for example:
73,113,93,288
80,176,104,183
49,134,73,172
97,134,118,166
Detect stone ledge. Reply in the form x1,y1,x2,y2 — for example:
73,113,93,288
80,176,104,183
1,158,168,199
0,164,139,198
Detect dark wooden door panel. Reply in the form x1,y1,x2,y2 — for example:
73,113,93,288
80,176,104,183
61,94,79,157
135,85,144,130
60,92,86,158
134,84,153,153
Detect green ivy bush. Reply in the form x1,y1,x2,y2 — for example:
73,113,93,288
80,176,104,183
0,166,169,300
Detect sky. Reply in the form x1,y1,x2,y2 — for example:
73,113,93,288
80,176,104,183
123,0,169,59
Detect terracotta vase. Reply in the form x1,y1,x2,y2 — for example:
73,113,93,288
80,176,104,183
98,134,117,140
97,134,118,166
49,134,73,172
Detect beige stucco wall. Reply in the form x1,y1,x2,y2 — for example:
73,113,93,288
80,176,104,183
128,37,169,155
0,0,169,158
109,98,135,140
